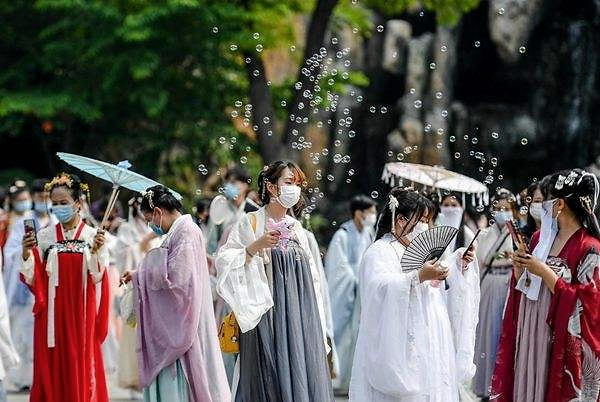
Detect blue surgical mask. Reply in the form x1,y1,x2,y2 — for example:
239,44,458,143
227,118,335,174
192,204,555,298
52,204,76,223
13,200,32,213
223,182,241,200
34,201,51,214
494,211,513,226
148,211,164,236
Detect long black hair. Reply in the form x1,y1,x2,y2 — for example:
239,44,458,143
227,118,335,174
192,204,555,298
375,187,433,240
140,185,182,213
257,160,306,207
543,169,600,240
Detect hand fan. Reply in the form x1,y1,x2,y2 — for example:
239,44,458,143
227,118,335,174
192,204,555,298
400,226,459,272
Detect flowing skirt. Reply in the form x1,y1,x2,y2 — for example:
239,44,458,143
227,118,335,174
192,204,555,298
472,267,511,397
143,360,189,402
235,244,334,402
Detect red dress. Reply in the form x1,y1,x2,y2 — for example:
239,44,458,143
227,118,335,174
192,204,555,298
491,228,600,401
22,222,109,402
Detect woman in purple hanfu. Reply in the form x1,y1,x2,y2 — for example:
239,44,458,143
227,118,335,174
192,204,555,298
126,185,230,402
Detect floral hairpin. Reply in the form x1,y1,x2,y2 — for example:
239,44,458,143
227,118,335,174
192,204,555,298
555,174,566,190
45,173,74,192
143,190,155,209
388,194,399,234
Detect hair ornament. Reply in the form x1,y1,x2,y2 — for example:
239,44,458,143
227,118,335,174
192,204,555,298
388,194,399,234
143,190,155,210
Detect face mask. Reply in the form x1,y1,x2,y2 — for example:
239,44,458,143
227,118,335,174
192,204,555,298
148,210,165,236
494,211,513,227
529,202,542,221
438,206,463,229
34,201,51,214
362,212,377,228
223,182,241,201
407,222,429,242
52,204,76,223
276,185,301,209
13,200,32,213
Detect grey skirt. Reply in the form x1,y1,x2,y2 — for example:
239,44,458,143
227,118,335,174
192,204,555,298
236,243,334,402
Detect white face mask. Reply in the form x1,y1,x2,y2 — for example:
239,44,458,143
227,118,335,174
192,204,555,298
276,185,301,209
407,222,429,242
362,212,377,228
438,206,463,229
494,210,513,227
529,202,542,221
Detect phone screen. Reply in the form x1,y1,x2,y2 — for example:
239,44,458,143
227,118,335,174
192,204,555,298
24,219,37,242
506,220,528,253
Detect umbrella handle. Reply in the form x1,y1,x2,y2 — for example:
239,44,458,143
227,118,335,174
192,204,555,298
100,187,120,229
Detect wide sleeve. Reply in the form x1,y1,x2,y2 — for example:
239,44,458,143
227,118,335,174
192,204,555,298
444,248,481,382
215,214,273,332
324,229,357,338
358,243,429,397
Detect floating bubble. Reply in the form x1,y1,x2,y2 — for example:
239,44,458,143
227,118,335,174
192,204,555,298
240,156,248,164
331,37,339,45
463,134,469,141
436,142,443,149
334,139,341,147
327,174,335,181
352,27,359,34
437,128,444,135
519,46,526,54
256,44,263,52
356,95,363,102
441,110,448,118
441,45,448,52
371,191,379,199
498,174,504,180
346,178,352,183
212,27,219,34
348,169,355,176
474,41,481,48
376,25,384,33
520,138,528,145
429,62,436,70
409,88,416,94
348,130,356,138
230,110,238,118
449,136,456,142
342,155,351,163
229,44,238,51
331,220,337,226
234,100,242,107
195,189,202,195
230,137,237,144
435,91,443,99
454,152,461,159
218,136,226,144
414,100,423,109
387,151,393,157
321,148,329,156
290,45,296,52
472,137,479,144
397,153,405,161
333,154,342,163
369,106,376,113
380,106,388,114
253,32,260,39
424,123,432,132
491,131,499,139
476,205,485,212
497,7,505,15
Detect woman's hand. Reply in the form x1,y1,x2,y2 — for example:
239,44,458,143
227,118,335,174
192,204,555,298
246,230,280,256
21,232,37,261
92,229,106,254
120,270,134,286
461,248,476,271
419,260,449,283
512,251,548,276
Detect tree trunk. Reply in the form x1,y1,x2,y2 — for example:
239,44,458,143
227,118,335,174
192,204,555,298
283,0,339,152
244,52,287,162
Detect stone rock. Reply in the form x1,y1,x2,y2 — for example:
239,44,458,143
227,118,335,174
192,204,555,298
382,20,412,74
488,0,545,63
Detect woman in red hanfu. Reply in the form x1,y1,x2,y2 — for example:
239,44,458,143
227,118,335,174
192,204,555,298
491,168,600,402
20,173,110,402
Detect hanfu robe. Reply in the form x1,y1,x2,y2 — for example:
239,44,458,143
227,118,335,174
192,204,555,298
20,221,110,402
134,214,230,402
349,234,480,402
215,207,332,401
324,219,372,391
491,228,600,402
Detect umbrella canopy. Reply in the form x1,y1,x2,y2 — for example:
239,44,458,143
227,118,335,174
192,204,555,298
57,152,182,199
382,162,489,205
57,152,182,228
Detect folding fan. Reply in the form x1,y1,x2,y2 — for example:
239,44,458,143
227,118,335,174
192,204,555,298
401,226,459,272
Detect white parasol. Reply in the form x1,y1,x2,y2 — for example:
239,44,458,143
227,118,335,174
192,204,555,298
382,162,489,206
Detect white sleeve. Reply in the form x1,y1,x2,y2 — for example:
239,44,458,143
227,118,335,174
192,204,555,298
443,248,481,382
358,243,429,397
215,214,273,332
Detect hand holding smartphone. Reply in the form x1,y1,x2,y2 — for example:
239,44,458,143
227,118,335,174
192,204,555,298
506,219,529,253
24,219,37,244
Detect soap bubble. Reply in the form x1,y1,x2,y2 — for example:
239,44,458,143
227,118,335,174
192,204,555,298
521,138,529,145
370,191,379,199
376,25,384,33
414,100,422,109
519,46,527,54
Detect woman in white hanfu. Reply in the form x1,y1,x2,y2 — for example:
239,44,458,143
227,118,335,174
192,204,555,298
350,187,480,402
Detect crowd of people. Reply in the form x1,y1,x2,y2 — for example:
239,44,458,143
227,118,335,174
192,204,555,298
0,161,597,402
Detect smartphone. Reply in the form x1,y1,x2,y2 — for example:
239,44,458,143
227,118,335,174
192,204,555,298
462,229,482,258
24,218,37,243
506,219,528,253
